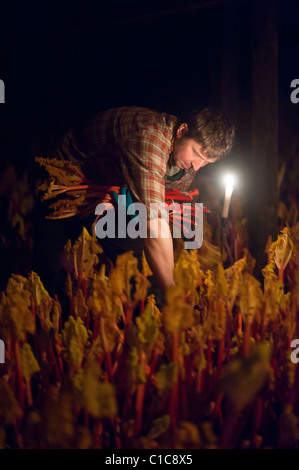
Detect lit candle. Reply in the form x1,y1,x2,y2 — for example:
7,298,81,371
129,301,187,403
222,174,235,219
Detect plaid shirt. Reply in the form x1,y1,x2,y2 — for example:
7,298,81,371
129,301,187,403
52,106,197,210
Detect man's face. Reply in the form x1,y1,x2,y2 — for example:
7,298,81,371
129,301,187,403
173,124,217,171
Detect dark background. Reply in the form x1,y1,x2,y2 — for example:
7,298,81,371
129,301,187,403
0,0,297,166
0,0,298,287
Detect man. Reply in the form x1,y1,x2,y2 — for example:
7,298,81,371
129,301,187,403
51,106,235,292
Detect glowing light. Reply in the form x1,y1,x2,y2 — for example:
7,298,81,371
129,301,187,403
224,173,235,187
222,173,235,219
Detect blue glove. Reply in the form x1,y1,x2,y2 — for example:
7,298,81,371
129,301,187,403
111,186,138,221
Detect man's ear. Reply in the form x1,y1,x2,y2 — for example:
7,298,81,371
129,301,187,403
176,123,188,139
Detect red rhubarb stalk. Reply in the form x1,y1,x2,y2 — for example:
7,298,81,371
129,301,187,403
54,337,64,376
187,353,196,386
83,410,90,428
6,336,11,366
169,332,180,428
134,351,147,435
25,378,33,407
105,352,113,382
220,408,239,449
212,393,224,424
31,299,39,359
243,321,251,357
207,337,213,375
252,396,263,438
196,345,205,393
148,349,158,384
68,293,74,317
180,376,188,419
93,317,99,340
124,305,134,328
206,337,214,394
237,312,242,334
13,339,24,410
99,318,113,381
111,417,121,449
93,419,103,449
48,344,60,382
216,336,225,379
226,328,231,363
83,279,88,302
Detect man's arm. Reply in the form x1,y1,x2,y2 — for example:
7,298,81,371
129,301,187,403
143,217,174,292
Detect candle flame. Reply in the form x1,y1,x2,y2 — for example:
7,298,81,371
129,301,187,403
224,173,235,187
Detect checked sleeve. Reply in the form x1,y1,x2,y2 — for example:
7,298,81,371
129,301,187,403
120,128,170,211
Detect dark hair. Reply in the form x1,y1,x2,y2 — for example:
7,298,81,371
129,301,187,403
181,107,235,160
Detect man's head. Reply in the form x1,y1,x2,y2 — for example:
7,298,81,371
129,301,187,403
173,107,235,171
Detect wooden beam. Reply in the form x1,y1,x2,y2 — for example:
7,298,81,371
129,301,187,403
249,0,278,279
108,0,242,27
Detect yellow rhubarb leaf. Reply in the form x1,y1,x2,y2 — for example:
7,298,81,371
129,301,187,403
174,249,203,294
81,359,117,418
61,316,88,369
20,344,40,381
163,285,194,334
219,342,271,412
36,157,83,188
225,256,247,313
274,227,293,271
73,227,102,280
239,273,264,324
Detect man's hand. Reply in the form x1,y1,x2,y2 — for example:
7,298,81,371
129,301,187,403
143,217,174,292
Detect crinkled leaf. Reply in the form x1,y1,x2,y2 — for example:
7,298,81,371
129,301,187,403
262,259,278,292
43,391,75,449
27,271,53,330
204,270,215,301
135,302,159,353
278,405,299,449
219,342,271,412
205,297,227,341
110,251,148,305
216,263,228,297
0,379,22,424
162,285,194,334
133,271,150,303
174,421,201,449
36,157,83,188
61,316,88,369
156,362,178,391
127,347,146,390
225,256,247,313
73,288,89,320
274,227,293,271
20,344,40,380
73,227,102,281
0,287,35,341
142,250,153,277
239,273,264,324
147,415,171,440
81,359,117,418
174,250,203,293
